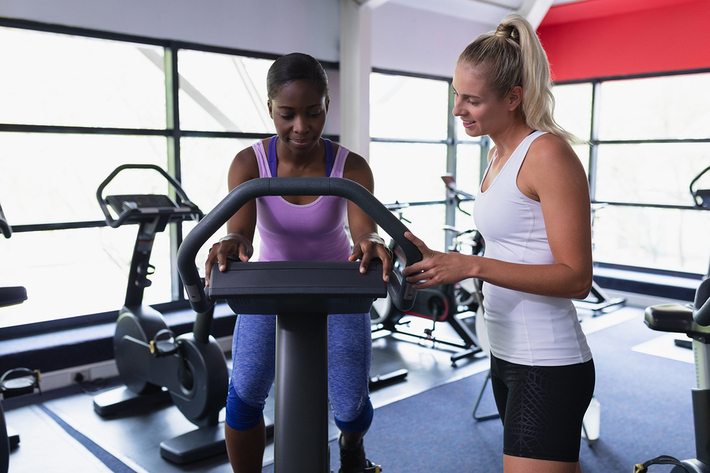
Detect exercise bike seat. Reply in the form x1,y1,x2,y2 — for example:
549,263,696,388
208,259,386,315
0,287,27,308
644,303,710,339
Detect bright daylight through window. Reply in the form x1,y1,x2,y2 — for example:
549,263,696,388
1,23,709,330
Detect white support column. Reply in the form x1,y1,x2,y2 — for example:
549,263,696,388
340,0,373,160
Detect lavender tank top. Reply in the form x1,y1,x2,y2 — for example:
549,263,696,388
253,137,352,262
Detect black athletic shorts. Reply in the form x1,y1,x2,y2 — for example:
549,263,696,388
489,354,596,463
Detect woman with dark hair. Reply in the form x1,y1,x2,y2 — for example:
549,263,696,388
403,14,595,473
205,52,388,473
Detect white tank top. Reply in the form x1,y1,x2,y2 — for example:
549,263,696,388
473,131,592,366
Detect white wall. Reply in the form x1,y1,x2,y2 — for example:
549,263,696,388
370,2,492,78
0,0,492,78
0,0,342,62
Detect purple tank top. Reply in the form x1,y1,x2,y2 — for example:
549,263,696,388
253,137,352,262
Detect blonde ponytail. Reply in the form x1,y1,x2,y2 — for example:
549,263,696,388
458,13,579,144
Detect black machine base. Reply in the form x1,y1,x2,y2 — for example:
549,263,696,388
6,427,18,451
159,416,275,465
93,386,172,417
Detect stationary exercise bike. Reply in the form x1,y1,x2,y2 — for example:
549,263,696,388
0,202,40,473
177,177,421,473
639,166,710,473
91,164,229,464
371,175,483,367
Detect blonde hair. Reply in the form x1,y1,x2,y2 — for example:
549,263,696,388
458,13,579,144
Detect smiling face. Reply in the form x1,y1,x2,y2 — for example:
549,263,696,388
452,62,518,139
268,80,329,158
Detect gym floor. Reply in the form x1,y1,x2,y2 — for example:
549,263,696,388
3,307,636,473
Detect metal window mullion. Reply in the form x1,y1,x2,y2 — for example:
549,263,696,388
479,136,490,183
445,81,457,250
588,81,602,259
588,81,601,203
165,43,184,302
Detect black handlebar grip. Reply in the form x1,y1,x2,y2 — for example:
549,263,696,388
693,278,710,326
0,202,11,239
96,164,200,227
177,177,422,314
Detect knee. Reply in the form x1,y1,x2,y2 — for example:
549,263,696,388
334,398,373,433
225,384,264,431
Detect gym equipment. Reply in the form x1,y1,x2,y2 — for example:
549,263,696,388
574,201,627,316
371,176,483,367
639,169,710,472
0,202,33,473
371,232,483,367
691,165,710,210
177,177,421,473
91,164,230,464
642,278,710,472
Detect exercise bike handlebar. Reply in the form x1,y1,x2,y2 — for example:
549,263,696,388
177,177,423,314
0,202,11,239
693,278,710,326
96,164,201,228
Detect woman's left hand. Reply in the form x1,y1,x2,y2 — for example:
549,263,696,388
349,233,392,282
401,231,474,289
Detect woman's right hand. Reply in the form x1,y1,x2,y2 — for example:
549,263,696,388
204,233,253,286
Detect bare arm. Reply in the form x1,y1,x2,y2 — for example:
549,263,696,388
204,146,260,285
342,151,393,282
403,135,593,299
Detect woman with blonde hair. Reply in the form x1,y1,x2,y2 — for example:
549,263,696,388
403,13,595,473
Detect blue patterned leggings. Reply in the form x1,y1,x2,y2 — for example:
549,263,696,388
225,312,373,433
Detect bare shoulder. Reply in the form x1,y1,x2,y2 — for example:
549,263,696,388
228,145,260,190
528,133,577,164
342,150,370,173
520,133,588,199
339,147,374,190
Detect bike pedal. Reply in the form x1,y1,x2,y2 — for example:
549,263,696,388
150,339,179,356
149,329,179,356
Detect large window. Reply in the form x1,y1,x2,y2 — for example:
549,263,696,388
552,72,710,276
0,23,280,329
4,20,708,332
369,72,486,252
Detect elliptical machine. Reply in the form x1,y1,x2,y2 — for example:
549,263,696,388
639,166,710,472
92,164,229,464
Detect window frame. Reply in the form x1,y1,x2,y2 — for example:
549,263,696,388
3,17,709,359
556,69,710,297
370,67,488,250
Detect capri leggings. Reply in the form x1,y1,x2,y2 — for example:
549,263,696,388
225,312,373,433
489,354,595,463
